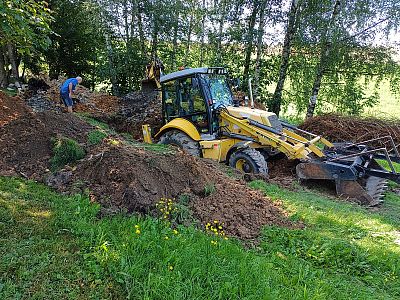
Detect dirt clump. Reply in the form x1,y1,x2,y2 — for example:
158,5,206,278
267,158,298,189
300,114,400,151
115,90,162,139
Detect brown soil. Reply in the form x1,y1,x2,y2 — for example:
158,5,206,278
0,91,293,240
0,92,93,179
74,144,292,239
112,90,162,140
74,94,120,115
0,92,32,126
267,158,298,189
300,114,400,151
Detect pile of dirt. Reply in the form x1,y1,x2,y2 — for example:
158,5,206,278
74,94,120,115
22,76,120,115
267,158,298,188
96,90,162,139
1,90,293,239
300,114,400,151
74,144,292,239
0,93,93,178
0,92,32,126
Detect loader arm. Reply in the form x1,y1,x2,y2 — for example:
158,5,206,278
219,110,330,160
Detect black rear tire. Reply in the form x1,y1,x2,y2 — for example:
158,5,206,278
229,148,268,175
159,130,201,156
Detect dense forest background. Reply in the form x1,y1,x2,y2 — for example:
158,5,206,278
1,0,400,117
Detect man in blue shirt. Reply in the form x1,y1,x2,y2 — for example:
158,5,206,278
60,76,82,112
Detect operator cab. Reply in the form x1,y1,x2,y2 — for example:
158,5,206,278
160,67,233,136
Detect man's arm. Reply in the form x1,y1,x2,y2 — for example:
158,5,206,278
68,82,73,98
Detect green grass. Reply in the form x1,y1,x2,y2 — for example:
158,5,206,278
250,180,400,298
50,137,86,171
378,160,400,173
1,176,400,299
87,129,108,145
78,114,113,131
0,88,17,96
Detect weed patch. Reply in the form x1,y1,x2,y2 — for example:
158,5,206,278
87,130,107,145
204,183,216,196
50,137,85,171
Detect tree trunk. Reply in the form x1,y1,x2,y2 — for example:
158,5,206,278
199,0,206,65
216,0,226,65
133,0,146,59
0,46,7,88
151,17,159,58
7,43,20,89
104,32,120,96
243,2,259,88
123,0,130,45
270,0,300,116
253,0,268,102
306,0,341,119
184,14,194,66
171,20,179,70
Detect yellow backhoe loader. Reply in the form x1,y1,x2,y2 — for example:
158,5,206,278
141,65,400,206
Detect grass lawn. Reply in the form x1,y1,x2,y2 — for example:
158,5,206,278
1,176,399,299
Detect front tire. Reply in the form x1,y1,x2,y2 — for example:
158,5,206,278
159,130,201,156
229,148,268,175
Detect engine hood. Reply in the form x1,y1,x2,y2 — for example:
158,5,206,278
225,106,281,129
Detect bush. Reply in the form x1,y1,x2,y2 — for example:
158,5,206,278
88,130,107,145
50,137,85,170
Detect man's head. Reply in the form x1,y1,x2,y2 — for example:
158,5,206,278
76,76,82,84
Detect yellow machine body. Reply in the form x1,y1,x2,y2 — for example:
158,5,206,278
138,65,399,206
220,107,333,160
155,118,201,141
148,105,333,162
140,63,333,163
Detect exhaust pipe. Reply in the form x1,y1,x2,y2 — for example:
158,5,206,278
248,77,254,109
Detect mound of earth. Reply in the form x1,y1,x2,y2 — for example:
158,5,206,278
300,114,400,151
0,91,293,239
73,144,292,239
0,92,93,178
0,92,32,126
267,158,298,188
96,90,162,140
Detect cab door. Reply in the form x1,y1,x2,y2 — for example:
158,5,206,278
162,76,210,134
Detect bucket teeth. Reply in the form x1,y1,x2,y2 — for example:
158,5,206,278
365,177,388,206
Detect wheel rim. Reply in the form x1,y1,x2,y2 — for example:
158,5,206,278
235,159,253,173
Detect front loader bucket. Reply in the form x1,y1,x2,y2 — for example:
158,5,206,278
141,79,158,93
296,137,400,206
296,160,389,206
335,177,387,206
